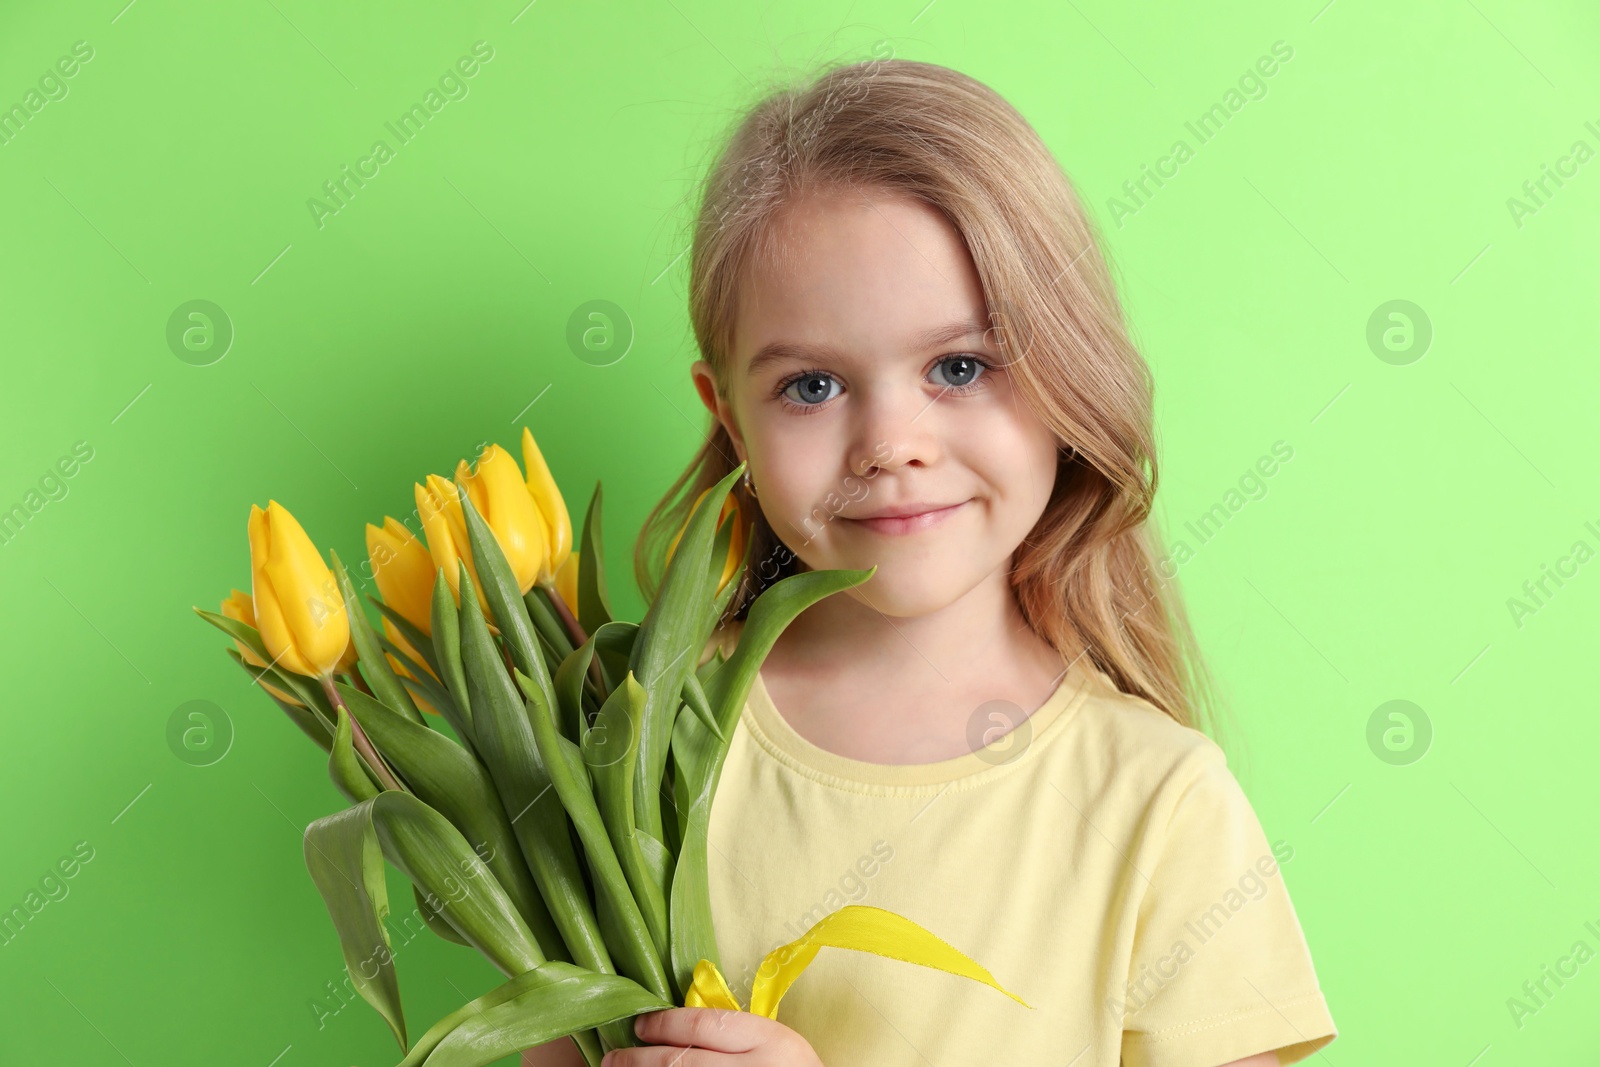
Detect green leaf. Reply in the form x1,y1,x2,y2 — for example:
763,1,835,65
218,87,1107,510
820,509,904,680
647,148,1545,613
554,640,599,748
193,606,272,664
555,622,639,745
428,569,475,747
375,630,468,741
329,705,382,803
329,549,424,724
333,681,569,964
524,585,576,662
695,645,727,687
395,676,471,756
577,481,614,637
396,961,666,1067
454,563,620,991
666,563,875,1000
679,671,722,745
371,595,443,680
303,789,550,1056
303,795,409,1052
634,829,672,921
629,463,746,847
414,883,470,947
515,668,671,1003
594,621,639,694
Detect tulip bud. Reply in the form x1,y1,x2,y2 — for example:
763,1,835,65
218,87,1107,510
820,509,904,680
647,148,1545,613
521,427,573,586
456,444,548,596
219,589,307,706
245,501,351,678
365,517,435,637
335,635,359,675
416,474,487,615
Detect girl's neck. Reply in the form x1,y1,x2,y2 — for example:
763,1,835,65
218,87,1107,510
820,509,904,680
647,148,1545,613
750,564,1077,766
773,567,1044,675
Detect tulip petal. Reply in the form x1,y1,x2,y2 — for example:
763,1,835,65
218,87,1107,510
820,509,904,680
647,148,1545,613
418,477,487,616
458,444,547,596
368,517,437,636
261,501,349,676
522,427,573,581
747,904,1032,1018
219,589,268,669
684,958,742,1012
249,504,313,677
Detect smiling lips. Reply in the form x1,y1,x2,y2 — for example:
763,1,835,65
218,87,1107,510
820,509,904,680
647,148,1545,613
845,500,969,536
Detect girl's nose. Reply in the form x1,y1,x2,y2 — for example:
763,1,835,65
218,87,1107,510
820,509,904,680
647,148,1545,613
847,384,944,478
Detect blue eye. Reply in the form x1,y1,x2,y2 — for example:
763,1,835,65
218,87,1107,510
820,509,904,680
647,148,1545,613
931,355,988,390
772,355,994,413
778,371,841,407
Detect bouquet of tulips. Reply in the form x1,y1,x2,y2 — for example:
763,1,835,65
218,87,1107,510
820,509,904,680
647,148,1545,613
194,429,1030,1067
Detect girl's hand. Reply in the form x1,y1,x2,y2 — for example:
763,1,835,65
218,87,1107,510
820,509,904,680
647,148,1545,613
601,1007,824,1067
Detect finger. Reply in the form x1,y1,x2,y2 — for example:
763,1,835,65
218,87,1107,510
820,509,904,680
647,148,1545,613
602,1043,723,1067
631,1007,762,1054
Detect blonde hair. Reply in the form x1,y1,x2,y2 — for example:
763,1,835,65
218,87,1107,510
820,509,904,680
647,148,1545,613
636,57,1226,739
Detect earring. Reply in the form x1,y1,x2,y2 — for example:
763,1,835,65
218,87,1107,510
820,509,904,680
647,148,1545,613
742,469,758,498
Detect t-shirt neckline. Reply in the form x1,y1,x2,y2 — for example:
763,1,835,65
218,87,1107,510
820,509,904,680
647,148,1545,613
742,658,1095,789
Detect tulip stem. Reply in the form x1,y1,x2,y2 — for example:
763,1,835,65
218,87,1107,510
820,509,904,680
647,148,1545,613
542,580,588,648
538,581,608,696
319,675,407,793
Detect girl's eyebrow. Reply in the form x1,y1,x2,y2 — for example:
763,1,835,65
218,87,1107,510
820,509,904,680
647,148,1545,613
744,317,990,378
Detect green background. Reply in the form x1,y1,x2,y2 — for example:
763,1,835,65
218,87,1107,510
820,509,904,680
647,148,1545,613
2,0,1597,1062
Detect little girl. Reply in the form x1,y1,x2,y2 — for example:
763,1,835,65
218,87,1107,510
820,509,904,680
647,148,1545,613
532,57,1337,1067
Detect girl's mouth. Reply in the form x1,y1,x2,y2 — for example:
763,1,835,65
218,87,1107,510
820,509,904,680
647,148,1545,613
844,500,968,536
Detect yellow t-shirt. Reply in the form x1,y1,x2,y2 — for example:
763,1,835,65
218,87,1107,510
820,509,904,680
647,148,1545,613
703,632,1338,1066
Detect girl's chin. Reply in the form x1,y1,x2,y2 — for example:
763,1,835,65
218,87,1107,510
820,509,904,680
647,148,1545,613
840,573,973,616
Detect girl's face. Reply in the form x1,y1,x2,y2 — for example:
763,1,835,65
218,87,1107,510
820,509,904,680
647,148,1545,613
692,187,1062,618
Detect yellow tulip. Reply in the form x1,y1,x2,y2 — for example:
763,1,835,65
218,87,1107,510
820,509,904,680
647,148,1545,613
666,487,745,597
367,517,439,709
246,501,350,678
554,549,579,618
521,426,572,586
415,474,490,615
457,443,548,596
366,517,435,637
335,635,359,675
219,590,307,706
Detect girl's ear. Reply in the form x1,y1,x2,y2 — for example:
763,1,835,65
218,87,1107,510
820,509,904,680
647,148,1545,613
691,359,748,463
